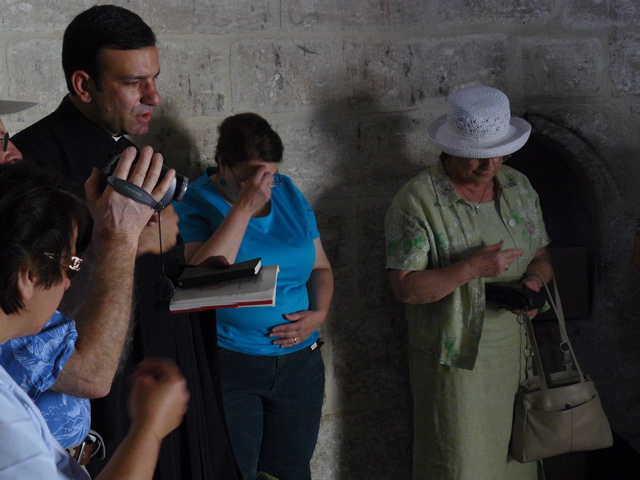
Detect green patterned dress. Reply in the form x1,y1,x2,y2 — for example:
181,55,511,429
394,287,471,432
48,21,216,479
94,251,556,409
385,161,550,479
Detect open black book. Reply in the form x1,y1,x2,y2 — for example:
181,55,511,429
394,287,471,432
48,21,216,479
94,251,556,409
178,257,262,288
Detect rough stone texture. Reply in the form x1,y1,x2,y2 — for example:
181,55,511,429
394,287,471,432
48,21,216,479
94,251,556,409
0,1,85,31
277,112,434,203
563,0,640,28
138,0,279,34
345,36,508,108
5,2,640,479
312,409,411,480
353,113,436,196
312,205,354,314
527,104,640,199
145,119,218,178
155,39,228,117
356,202,397,308
438,0,552,25
231,39,339,112
6,39,66,122
610,33,640,97
275,120,365,202
282,0,436,32
518,38,604,99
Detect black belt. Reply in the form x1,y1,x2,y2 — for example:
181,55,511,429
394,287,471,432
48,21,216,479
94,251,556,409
308,339,323,352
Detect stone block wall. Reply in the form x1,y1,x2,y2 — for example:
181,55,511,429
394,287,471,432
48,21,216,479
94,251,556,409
3,1,640,478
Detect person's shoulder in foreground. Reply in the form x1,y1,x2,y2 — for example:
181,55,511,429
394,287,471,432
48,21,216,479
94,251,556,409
0,365,86,479
0,154,189,480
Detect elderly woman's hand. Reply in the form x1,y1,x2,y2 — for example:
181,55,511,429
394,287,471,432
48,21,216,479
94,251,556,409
469,241,524,278
508,276,544,316
512,246,553,316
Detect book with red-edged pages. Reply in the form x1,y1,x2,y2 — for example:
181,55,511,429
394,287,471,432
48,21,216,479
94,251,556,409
170,264,279,313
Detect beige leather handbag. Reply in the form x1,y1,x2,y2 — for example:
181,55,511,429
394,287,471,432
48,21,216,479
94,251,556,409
509,276,613,463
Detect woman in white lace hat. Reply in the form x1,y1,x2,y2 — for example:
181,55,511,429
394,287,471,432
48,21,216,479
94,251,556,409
384,86,553,479
0,100,36,164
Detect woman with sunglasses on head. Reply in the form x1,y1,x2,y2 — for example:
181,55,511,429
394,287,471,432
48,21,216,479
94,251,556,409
175,112,333,480
0,159,189,480
385,86,553,480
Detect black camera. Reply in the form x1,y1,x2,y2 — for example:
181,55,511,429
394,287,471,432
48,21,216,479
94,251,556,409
100,151,188,210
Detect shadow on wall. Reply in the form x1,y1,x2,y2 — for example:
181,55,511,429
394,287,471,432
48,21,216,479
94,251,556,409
143,102,207,180
304,93,431,479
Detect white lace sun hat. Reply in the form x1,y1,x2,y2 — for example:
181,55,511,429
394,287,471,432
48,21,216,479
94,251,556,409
427,86,531,158
0,100,37,116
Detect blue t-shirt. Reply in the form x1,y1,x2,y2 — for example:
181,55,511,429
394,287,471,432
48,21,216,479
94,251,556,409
0,311,91,448
175,168,320,356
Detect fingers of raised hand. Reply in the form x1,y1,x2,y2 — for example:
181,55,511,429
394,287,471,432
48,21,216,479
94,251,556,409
110,147,172,202
255,165,275,183
138,151,163,192
150,161,176,204
110,146,138,180
243,166,275,193
128,147,168,199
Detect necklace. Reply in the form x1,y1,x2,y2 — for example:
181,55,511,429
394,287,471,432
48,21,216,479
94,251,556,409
458,182,490,214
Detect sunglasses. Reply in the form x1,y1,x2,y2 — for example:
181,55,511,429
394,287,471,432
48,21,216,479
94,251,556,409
44,253,83,280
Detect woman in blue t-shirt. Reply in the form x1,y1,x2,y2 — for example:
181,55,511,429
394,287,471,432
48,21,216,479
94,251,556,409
175,113,333,480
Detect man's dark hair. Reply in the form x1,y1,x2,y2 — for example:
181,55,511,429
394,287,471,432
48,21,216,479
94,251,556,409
62,4,156,94
0,162,88,314
215,113,284,167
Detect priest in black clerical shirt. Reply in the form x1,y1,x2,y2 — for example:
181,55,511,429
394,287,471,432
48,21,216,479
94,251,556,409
13,5,240,480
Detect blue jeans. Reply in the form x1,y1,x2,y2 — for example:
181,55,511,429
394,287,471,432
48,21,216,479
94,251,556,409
218,343,325,480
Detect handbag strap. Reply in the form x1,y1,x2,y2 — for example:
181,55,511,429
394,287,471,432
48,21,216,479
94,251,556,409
523,274,586,388
523,314,547,387
547,278,578,372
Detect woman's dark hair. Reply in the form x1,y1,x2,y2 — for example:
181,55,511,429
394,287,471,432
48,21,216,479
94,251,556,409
62,5,156,94
0,162,88,314
215,113,284,167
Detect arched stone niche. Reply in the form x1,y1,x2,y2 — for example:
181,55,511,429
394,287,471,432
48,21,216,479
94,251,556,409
507,116,640,477
509,115,625,321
